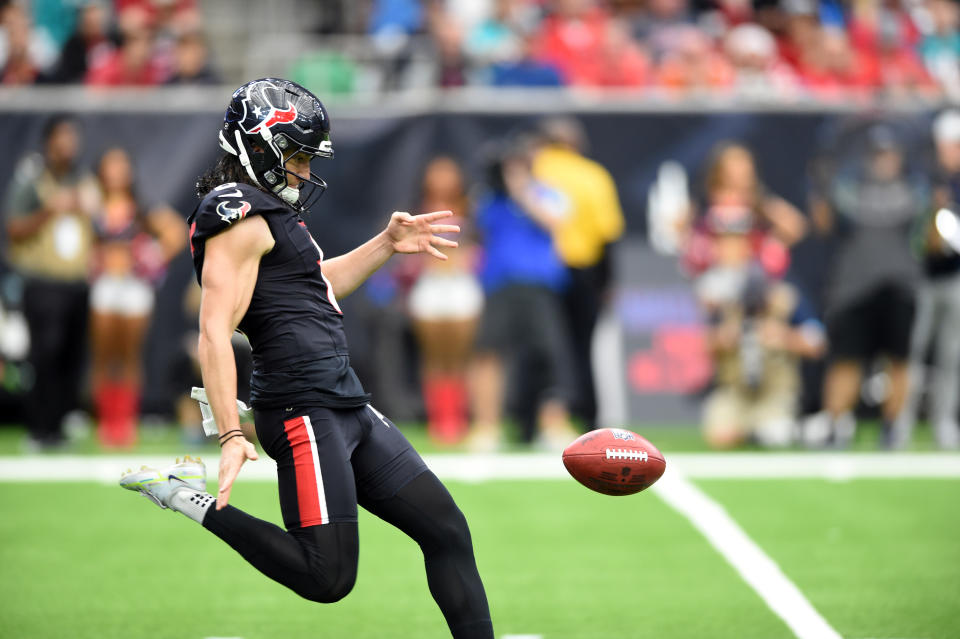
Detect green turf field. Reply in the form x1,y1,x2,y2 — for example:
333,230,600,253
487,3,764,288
1,472,958,639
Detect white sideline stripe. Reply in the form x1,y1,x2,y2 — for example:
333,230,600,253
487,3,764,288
653,467,843,639
0,452,958,483
502,635,543,639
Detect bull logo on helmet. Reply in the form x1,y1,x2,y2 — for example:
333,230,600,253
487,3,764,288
249,105,298,133
237,80,300,135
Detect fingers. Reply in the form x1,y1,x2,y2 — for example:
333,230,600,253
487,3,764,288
428,224,460,234
432,236,458,249
427,245,448,260
420,209,453,221
216,474,233,510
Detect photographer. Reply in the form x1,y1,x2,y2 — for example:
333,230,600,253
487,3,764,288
697,207,825,449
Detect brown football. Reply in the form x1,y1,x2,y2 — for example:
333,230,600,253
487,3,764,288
562,428,666,496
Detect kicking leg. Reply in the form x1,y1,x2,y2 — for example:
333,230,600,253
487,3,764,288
121,406,363,603
203,508,358,603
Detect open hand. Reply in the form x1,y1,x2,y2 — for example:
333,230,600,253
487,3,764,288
216,436,259,510
385,210,459,260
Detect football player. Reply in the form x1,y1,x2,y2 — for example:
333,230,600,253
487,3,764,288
120,79,493,638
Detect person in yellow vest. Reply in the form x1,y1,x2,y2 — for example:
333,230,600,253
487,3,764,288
4,115,96,449
533,116,625,429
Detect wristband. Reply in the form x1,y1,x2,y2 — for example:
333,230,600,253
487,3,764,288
219,432,245,448
218,428,242,442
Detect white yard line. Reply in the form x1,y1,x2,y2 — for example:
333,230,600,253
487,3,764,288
0,452,958,483
653,467,843,639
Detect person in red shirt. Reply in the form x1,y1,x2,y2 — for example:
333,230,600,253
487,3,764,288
794,27,878,98
85,27,166,86
534,0,613,85
593,17,650,87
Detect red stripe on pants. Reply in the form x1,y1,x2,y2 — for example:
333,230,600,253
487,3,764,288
283,416,325,526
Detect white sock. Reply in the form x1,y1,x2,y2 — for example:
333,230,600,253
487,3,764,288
169,487,215,524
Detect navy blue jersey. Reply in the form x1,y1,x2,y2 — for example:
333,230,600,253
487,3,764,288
188,182,369,409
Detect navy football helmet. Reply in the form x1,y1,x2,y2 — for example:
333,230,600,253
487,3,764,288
219,78,333,210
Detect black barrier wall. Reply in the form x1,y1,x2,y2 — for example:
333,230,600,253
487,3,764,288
0,107,939,422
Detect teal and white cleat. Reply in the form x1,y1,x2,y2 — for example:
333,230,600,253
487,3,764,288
119,456,207,509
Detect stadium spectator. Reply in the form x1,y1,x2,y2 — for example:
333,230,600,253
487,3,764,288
533,0,614,85
533,117,624,430
115,0,201,45
407,156,482,445
368,0,424,36
918,0,960,100
810,123,929,447
696,210,825,449
872,15,939,97
487,29,564,87
469,138,578,451
367,0,422,91
0,2,58,84
895,109,960,450
627,0,695,61
427,2,467,88
652,25,734,93
85,22,166,86
723,22,798,98
47,2,113,84
700,0,755,29
3,115,96,450
777,1,813,62
31,0,80,49
465,0,527,67
164,29,219,85
87,147,185,448
797,27,877,98
593,17,650,87
848,0,921,56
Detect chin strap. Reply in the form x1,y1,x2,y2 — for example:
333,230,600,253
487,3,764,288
234,129,265,190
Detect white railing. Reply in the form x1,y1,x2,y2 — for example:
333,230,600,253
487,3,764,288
0,85,949,117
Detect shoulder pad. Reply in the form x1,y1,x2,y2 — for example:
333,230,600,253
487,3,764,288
190,182,285,246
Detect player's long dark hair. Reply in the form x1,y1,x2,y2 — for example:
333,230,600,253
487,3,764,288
195,153,259,197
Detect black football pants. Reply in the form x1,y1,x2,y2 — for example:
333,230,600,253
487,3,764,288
202,470,494,639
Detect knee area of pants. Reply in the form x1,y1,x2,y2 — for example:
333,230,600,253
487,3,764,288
424,507,472,554
300,568,356,604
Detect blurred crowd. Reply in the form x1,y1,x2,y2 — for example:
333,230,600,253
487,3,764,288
2,0,960,100
0,109,627,453
0,0,217,86
671,108,960,450
2,115,186,449
4,104,960,453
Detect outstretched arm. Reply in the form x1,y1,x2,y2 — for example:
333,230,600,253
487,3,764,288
322,210,458,298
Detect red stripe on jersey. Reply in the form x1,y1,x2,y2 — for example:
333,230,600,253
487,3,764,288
188,221,197,257
283,416,326,526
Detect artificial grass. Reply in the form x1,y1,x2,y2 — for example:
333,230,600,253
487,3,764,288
0,480,791,639
699,479,960,639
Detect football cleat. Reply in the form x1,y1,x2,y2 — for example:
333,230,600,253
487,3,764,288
119,456,207,509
